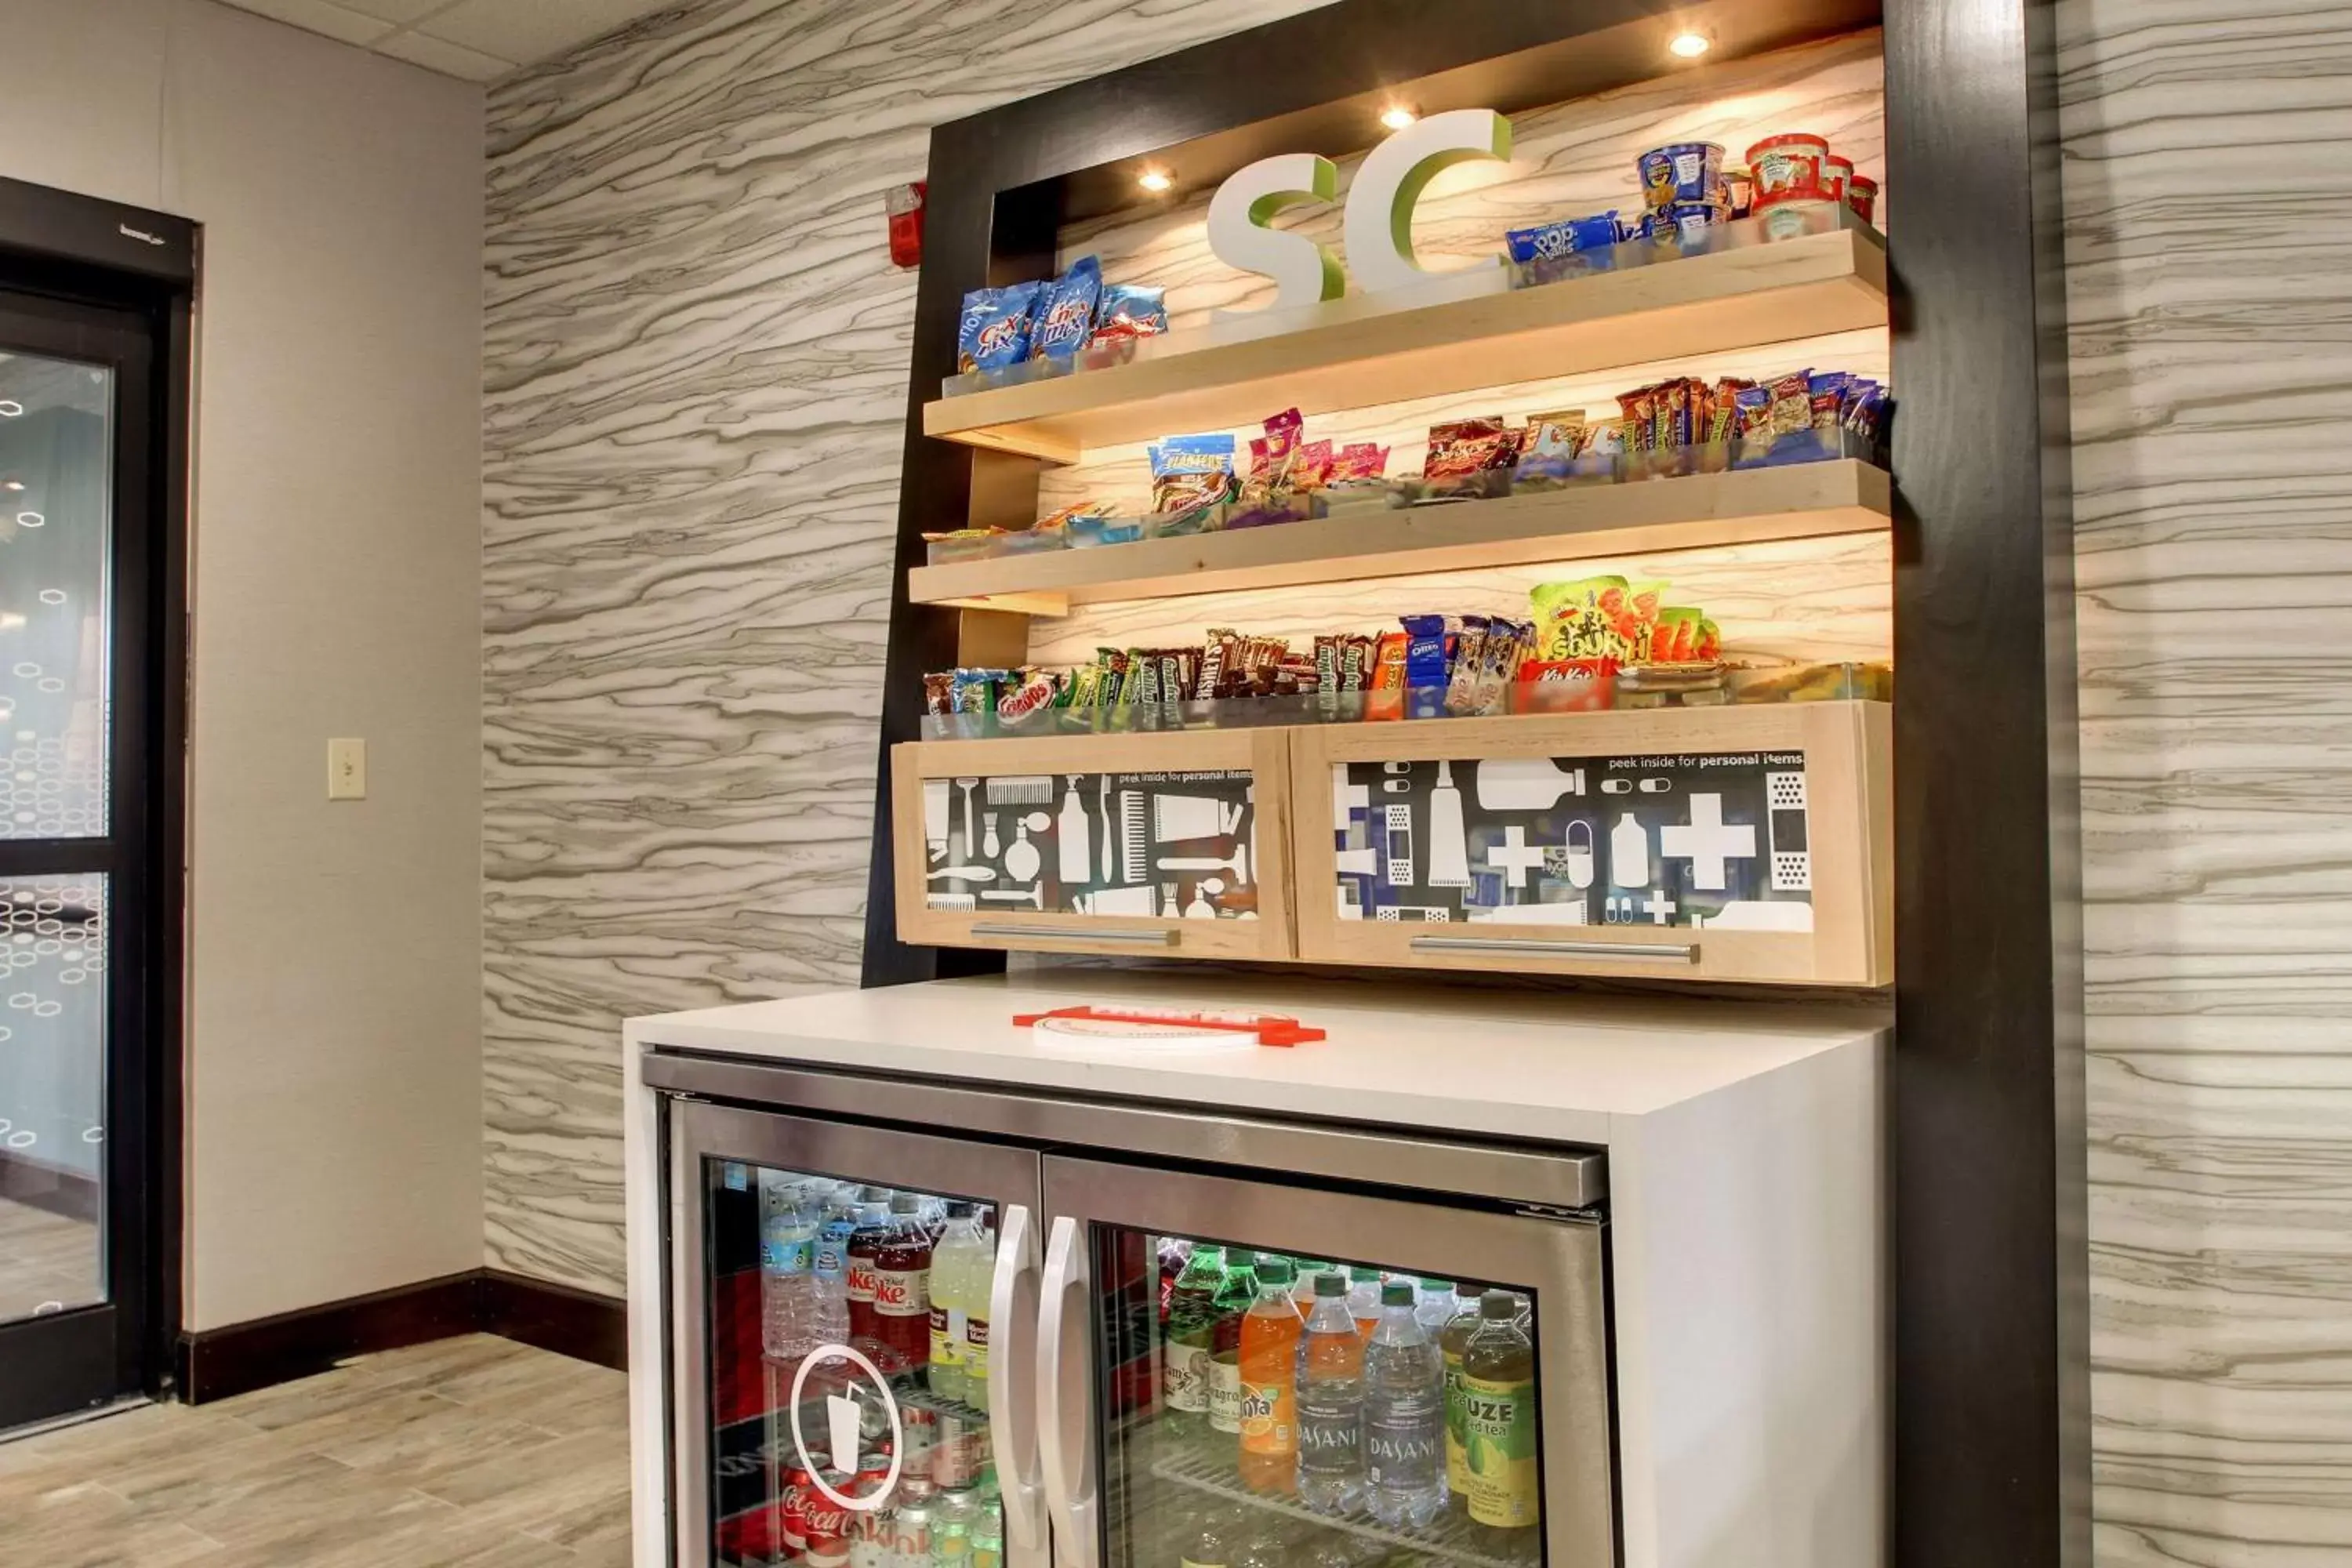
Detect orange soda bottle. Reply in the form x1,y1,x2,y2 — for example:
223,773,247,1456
1236,1254,1305,1494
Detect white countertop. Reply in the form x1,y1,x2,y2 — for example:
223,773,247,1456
625,971,1886,1145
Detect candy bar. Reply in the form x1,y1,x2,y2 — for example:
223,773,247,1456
1091,282,1167,346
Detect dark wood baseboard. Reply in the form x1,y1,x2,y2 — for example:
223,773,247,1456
177,1268,626,1404
0,1149,102,1225
481,1268,628,1372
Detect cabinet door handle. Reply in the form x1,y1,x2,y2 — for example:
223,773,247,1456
972,924,1177,947
1409,935,1699,963
988,1203,1047,1560
1035,1215,1098,1568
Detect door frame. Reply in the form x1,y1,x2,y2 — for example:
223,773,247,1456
0,176,194,1425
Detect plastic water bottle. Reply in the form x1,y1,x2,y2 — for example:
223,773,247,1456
807,1187,855,1352
760,1178,821,1361
1363,1279,1447,1527
1345,1266,1385,1338
1413,1278,1457,1338
1294,1272,1367,1515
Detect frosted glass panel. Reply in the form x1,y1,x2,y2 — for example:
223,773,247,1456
0,351,113,840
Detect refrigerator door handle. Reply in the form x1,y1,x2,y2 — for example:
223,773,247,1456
1036,1214,1099,1568
990,1202,1047,1559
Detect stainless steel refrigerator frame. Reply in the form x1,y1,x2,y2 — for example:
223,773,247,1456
649,1051,1616,1568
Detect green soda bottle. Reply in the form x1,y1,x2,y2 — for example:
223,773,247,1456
1163,1242,1225,1442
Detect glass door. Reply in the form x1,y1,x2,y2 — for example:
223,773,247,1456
0,287,161,1430
1039,1156,1612,1568
671,1098,1050,1568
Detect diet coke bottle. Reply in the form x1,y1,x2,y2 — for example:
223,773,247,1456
844,1190,892,1356
871,1193,934,1374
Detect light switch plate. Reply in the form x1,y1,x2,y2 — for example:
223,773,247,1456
328,738,366,800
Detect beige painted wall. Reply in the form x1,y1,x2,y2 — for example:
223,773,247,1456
1,0,488,1329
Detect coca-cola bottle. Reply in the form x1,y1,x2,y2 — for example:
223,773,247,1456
872,1192,935,1375
844,1189,892,1357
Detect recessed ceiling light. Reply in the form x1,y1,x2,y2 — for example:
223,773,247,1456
2,481,20,492
1138,169,1174,194
0,401,20,417
16,513,44,528
1668,31,1712,59
1380,105,1418,131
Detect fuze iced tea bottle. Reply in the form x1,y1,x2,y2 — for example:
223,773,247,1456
1460,1290,1541,1537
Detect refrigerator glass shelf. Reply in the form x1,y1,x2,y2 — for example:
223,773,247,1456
1148,1439,1540,1568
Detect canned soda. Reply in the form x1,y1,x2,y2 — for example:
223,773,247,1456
803,1464,853,1555
930,1414,985,1490
848,1508,895,1568
779,1463,813,1559
889,1493,934,1568
899,1403,939,1473
855,1449,895,1502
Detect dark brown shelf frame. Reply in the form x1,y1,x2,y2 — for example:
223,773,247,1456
860,3,2086,1564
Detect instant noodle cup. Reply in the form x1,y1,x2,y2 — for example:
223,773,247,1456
1644,201,1726,248
1820,154,1854,206
1755,196,1840,241
1722,165,1755,218
1637,143,1726,210
1745,133,1830,202
1844,175,1879,224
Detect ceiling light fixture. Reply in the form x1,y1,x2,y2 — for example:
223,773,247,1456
2,481,20,492
0,401,20,417
1668,31,1712,59
1138,169,1174,194
1380,105,1418,131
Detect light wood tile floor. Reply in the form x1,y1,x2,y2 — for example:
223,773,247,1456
0,1334,630,1567
0,1195,103,1323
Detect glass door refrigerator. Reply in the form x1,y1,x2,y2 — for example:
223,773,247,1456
653,1054,1613,1568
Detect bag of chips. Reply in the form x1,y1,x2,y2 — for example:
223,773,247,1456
957,281,1045,374
1029,256,1103,361
1148,433,1236,513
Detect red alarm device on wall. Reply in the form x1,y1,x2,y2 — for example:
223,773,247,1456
885,182,926,270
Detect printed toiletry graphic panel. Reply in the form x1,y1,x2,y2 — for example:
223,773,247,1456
1330,748,1810,929
922,769,1260,919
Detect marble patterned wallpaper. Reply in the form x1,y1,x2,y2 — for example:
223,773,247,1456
482,0,1334,1294
2059,0,2352,1559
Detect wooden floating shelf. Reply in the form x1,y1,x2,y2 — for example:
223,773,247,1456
923,228,1889,463
910,459,1892,614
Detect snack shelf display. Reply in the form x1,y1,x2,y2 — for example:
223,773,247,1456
911,456,1889,613
919,662,1890,741
888,701,1889,986
922,221,1886,464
